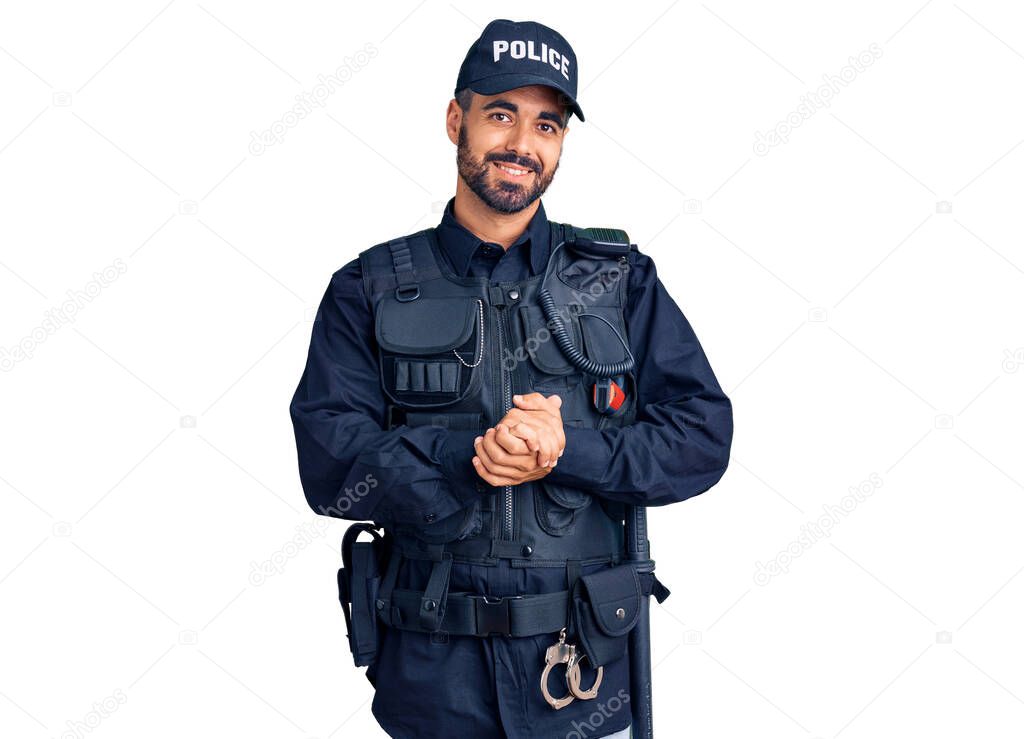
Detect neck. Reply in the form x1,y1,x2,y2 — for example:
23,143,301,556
452,179,538,250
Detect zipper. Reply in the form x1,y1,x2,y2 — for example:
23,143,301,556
495,303,514,540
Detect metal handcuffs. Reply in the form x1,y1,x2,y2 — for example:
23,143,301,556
540,628,604,710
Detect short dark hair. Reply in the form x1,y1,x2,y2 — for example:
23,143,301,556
455,88,568,128
455,88,475,115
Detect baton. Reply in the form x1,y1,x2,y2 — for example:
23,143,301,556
625,504,655,737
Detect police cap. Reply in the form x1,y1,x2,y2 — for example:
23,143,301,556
454,18,585,123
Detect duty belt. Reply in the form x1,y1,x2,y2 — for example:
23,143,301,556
374,543,575,637
380,588,570,637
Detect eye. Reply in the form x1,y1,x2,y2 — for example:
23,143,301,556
490,112,512,123
539,123,557,134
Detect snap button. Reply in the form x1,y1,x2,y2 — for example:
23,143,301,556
423,599,437,611
508,288,520,300
376,599,385,610
423,512,436,523
615,607,626,619
521,544,533,557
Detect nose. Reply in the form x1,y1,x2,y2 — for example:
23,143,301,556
503,123,536,169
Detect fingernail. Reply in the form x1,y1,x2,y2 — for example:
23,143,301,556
513,394,522,402
552,461,557,467
474,437,482,444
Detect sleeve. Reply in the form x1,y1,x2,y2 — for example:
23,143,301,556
288,258,484,527
543,248,733,506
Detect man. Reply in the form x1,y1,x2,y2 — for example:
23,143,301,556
290,18,733,739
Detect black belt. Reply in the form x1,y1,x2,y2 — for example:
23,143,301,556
382,588,570,637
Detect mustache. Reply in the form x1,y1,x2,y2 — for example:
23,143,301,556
485,153,540,174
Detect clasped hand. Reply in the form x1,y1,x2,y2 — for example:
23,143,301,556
472,392,566,487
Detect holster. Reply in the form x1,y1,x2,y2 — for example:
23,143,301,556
337,523,386,667
571,562,671,667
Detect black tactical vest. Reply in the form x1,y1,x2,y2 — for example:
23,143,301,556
357,221,637,568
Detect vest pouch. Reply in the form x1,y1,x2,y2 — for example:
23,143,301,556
375,296,483,408
535,479,592,536
577,308,630,367
558,251,630,294
570,562,642,668
338,523,386,667
515,304,583,386
578,309,637,427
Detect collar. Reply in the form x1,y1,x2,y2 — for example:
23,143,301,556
435,196,551,277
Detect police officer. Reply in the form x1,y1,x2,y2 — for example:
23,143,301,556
290,18,733,739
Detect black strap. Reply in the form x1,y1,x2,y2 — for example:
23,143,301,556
418,553,453,631
377,540,403,626
388,589,571,637
341,523,381,576
381,568,668,638
565,559,582,591
388,237,420,301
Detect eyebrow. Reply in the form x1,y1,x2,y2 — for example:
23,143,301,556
480,99,564,129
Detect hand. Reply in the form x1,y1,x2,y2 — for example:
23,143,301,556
502,393,566,468
471,393,567,486
472,424,551,486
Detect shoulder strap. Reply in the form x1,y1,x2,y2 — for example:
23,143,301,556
358,228,444,304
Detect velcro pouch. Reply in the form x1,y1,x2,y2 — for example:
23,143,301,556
374,296,481,407
571,563,642,667
535,480,592,537
338,523,384,667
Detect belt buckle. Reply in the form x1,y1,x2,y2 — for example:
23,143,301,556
473,594,522,636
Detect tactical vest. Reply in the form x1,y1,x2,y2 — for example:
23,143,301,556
340,221,666,647
358,220,636,555
333,220,676,732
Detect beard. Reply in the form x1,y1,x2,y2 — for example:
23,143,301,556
456,123,559,214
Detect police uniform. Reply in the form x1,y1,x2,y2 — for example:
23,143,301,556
289,19,733,739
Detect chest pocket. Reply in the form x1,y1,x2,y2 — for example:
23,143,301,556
514,303,584,390
375,296,483,408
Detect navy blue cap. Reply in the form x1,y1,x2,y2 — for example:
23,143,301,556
455,19,584,123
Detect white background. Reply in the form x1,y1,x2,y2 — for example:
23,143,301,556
2,1,1023,737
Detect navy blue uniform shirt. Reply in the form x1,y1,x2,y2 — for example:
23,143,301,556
289,196,733,738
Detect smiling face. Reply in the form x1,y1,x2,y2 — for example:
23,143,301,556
450,85,569,214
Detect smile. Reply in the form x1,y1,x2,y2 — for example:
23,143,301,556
493,162,533,177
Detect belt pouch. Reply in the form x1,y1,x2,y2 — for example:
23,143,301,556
571,563,642,667
338,523,384,667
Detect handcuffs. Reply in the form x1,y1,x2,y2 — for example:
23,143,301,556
540,627,604,710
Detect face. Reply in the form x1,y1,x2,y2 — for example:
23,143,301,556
451,85,569,214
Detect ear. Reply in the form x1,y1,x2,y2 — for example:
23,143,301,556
446,99,461,146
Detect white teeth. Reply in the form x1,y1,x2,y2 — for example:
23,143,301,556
497,164,529,176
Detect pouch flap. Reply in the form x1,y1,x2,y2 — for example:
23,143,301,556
376,296,477,354
518,304,578,375
559,253,627,293
580,563,641,637
578,310,629,365
540,480,591,510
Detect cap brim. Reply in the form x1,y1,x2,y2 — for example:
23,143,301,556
466,72,585,123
